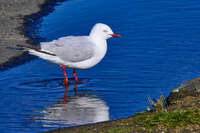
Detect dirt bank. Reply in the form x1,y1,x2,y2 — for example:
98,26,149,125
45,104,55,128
0,0,65,70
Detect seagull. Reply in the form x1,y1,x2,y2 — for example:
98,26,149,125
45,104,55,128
18,23,120,85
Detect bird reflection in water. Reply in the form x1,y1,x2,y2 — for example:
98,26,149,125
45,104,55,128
63,82,78,104
33,82,110,127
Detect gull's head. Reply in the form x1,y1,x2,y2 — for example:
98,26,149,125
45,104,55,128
89,23,120,40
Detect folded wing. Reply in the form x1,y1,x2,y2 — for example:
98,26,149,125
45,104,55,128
40,36,95,63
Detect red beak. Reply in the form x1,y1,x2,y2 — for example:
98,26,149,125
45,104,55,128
112,33,121,38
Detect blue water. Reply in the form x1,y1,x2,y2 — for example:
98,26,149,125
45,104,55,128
1,0,200,132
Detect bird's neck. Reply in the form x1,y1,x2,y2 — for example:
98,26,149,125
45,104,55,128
89,35,107,59
89,32,101,40
89,34,107,47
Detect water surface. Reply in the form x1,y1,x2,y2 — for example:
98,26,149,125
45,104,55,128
1,0,200,132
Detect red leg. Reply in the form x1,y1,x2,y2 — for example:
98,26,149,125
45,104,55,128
74,82,78,95
61,65,68,85
73,68,79,83
63,83,69,104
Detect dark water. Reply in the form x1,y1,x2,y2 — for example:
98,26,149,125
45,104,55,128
1,0,200,132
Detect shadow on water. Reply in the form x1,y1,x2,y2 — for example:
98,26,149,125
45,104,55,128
31,82,109,127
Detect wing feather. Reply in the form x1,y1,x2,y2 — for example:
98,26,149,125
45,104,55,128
40,36,94,62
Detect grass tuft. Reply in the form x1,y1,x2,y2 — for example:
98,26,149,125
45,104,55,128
147,95,165,111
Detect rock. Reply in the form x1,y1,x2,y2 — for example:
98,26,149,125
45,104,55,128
167,77,200,111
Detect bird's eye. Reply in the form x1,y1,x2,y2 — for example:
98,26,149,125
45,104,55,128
103,30,108,32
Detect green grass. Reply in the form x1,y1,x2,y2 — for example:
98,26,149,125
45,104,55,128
48,109,200,133
130,109,200,130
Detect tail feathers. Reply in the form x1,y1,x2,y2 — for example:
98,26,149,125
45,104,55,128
16,44,56,56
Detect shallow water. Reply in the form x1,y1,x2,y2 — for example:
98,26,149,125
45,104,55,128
1,0,200,132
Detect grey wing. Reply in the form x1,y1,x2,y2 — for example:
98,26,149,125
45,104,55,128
40,36,95,62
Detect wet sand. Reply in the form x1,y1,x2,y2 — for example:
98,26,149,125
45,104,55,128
0,0,48,69
0,0,67,70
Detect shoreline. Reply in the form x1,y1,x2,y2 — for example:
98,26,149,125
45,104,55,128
0,0,65,70
46,77,200,133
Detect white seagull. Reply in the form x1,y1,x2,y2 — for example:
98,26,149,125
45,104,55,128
18,23,120,85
